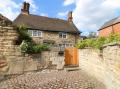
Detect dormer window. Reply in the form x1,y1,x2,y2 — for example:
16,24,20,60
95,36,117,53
28,30,42,37
59,32,67,39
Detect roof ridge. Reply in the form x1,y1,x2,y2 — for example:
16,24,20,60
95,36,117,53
13,13,80,33
105,16,119,24
99,16,120,30
29,14,67,22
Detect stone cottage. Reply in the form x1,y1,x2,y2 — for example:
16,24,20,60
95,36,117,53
0,2,81,74
13,2,80,50
99,17,120,37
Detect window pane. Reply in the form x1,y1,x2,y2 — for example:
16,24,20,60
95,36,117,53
28,30,32,36
59,32,67,38
63,34,66,38
33,30,38,36
38,31,42,37
59,32,62,38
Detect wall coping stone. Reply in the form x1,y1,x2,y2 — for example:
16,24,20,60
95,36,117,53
102,42,120,48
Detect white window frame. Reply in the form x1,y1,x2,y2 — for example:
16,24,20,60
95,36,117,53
59,32,67,39
28,30,43,37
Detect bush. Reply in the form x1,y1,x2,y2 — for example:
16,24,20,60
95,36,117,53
76,40,86,49
20,40,50,54
32,44,50,53
76,34,120,49
16,26,32,45
76,39,96,49
94,37,106,49
17,25,50,54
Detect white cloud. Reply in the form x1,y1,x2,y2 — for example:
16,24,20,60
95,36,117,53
40,13,48,17
0,0,20,20
63,0,120,35
0,0,38,21
57,11,68,18
63,0,75,6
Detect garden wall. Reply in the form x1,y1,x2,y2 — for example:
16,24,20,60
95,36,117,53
0,26,64,77
0,26,38,75
79,43,120,89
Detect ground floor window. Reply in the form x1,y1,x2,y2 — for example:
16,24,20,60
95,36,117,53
59,44,73,48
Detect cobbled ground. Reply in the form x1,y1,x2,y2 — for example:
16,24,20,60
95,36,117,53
0,70,106,89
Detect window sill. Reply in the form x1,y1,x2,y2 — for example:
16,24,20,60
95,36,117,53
59,38,67,39
31,36,43,38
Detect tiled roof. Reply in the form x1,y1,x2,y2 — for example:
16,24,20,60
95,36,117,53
99,17,120,30
13,14,80,34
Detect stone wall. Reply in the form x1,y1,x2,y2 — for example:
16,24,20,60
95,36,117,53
79,43,120,89
40,51,65,70
32,31,78,46
0,26,65,75
0,26,38,75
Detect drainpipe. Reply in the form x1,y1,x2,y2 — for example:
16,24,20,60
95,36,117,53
112,25,114,34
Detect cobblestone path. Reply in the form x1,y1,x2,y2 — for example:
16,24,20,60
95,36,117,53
0,70,106,89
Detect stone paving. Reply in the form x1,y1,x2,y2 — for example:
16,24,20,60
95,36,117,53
0,70,106,89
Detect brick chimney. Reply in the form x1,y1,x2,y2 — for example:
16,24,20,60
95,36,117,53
68,11,73,22
21,2,30,15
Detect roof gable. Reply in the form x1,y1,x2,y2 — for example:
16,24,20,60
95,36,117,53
0,14,12,26
13,14,80,33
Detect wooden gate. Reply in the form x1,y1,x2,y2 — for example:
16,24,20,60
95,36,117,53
65,47,79,66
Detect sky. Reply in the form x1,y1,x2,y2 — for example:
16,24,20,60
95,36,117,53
0,0,120,36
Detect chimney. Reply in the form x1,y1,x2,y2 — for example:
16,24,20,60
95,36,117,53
68,11,73,22
21,2,30,15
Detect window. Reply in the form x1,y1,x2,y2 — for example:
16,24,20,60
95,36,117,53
28,30,42,37
59,44,73,48
59,32,67,39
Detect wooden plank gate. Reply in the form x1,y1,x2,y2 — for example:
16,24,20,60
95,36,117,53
65,47,79,66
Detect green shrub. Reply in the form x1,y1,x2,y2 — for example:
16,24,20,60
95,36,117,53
17,25,50,54
20,40,29,53
76,40,87,49
20,40,50,54
32,44,50,53
77,34,120,49
16,25,32,45
94,37,106,49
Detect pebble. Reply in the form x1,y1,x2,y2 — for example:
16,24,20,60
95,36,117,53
0,70,106,89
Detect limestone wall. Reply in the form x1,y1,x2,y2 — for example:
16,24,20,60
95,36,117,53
41,51,65,70
79,43,120,89
32,31,77,45
0,26,65,76
0,26,37,75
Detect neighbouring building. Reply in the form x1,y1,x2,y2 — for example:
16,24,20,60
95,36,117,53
98,17,120,37
13,2,81,50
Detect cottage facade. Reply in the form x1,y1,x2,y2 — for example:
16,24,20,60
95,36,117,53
13,2,80,49
99,17,120,37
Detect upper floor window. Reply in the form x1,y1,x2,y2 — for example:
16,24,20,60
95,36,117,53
28,30,42,37
59,32,67,39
